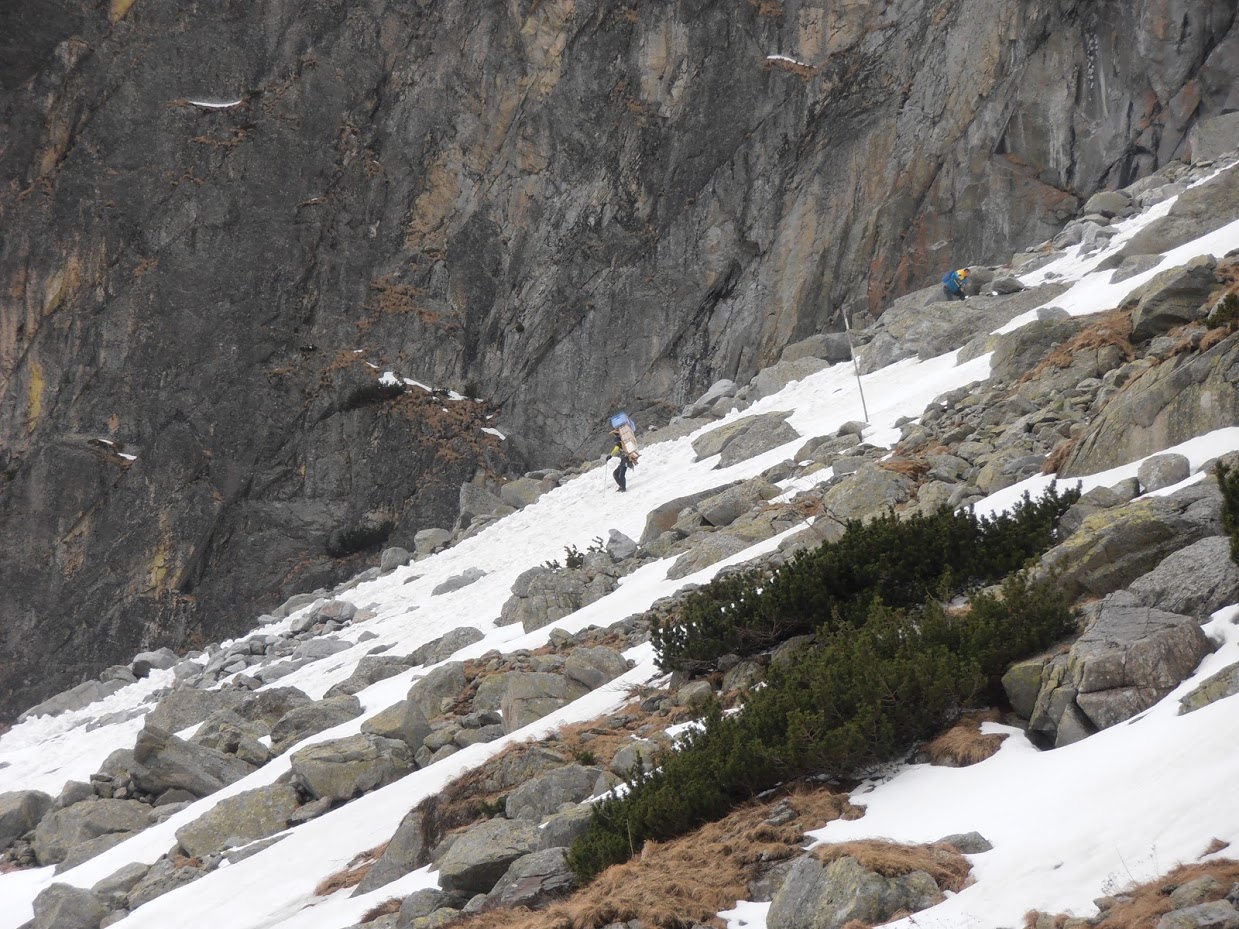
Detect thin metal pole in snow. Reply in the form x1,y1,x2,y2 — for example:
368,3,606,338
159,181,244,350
840,305,870,423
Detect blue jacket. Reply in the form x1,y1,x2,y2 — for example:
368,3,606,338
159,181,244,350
942,269,969,294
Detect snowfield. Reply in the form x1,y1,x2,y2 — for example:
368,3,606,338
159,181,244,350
3,174,1239,929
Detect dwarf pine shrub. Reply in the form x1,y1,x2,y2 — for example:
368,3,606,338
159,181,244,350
652,485,1078,671
1217,462,1239,564
569,572,1073,882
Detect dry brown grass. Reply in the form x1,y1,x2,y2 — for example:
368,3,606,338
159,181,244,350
1041,435,1080,475
1029,859,1239,929
453,786,863,929
360,897,402,922
1020,309,1135,384
313,843,387,896
814,839,973,893
920,709,1007,767
1204,838,1231,855
880,457,931,480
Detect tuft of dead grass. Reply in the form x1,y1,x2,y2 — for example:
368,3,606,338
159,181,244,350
1041,435,1080,475
919,709,1006,767
880,457,931,480
1204,837,1231,855
360,898,402,922
452,786,863,929
1030,859,1239,929
1019,309,1135,385
313,843,387,896
813,839,973,894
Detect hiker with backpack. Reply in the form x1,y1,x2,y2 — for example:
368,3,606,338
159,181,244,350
606,429,637,492
942,267,971,301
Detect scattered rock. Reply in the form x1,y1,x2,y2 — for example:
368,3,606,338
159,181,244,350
505,765,601,821
1137,453,1192,492
1179,661,1239,715
174,784,301,858
33,799,153,866
482,847,576,911
500,672,589,733
269,695,364,754
0,789,52,851
1130,256,1218,342
437,818,541,895
288,734,415,802
32,883,105,929
432,567,488,596
1129,536,1239,618
766,854,942,929
407,662,467,719
361,699,432,751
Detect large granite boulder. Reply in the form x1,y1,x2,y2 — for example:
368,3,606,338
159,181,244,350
563,647,630,691
406,662,467,719
436,818,541,895
288,733,414,802
409,626,486,666
360,699,432,751
639,483,739,543
175,783,301,857
1034,496,1212,602
1119,166,1239,258
481,847,576,911
667,533,753,580
822,465,915,523
31,884,106,929
1129,256,1218,342
693,478,782,528
269,695,363,755
33,799,153,866
125,857,207,910
499,673,589,733
989,315,1090,384
1063,334,1239,476
767,854,943,929
233,687,315,730
324,654,417,698
352,806,431,895
189,710,271,767
1179,661,1239,716
144,689,247,734
505,765,601,822
692,412,798,467
102,725,255,799
497,568,617,633
0,789,52,850
1129,536,1239,618
748,357,832,402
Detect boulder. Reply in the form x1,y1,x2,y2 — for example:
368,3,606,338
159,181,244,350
1068,595,1213,729
432,567,488,596
311,599,358,625
748,357,832,403
1002,657,1050,720
563,647,630,691
1034,497,1211,602
289,734,415,802
1155,901,1239,929
1120,166,1239,258
482,847,576,910
325,654,416,697
676,680,715,707
92,861,151,903
130,647,179,674
668,533,753,580
407,662,467,719
353,806,430,895
103,726,254,799
1082,190,1132,217
1137,453,1192,493
505,765,601,821
822,465,914,523
499,476,555,510
1189,112,1239,164
396,888,468,924
718,416,802,468
174,784,301,858
361,699,432,751
18,679,128,722
989,315,1089,384
458,483,506,526
269,695,363,754
32,884,105,929
379,546,413,571
500,672,590,733
639,483,739,543
1180,662,1239,715
410,626,486,666
189,710,271,766
606,529,639,561
1130,256,1218,342
684,378,740,417
766,854,942,929
232,687,315,730
437,818,541,895
33,799,153,866
538,805,594,850
414,527,452,557
292,638,353,662
126,857,206,910
695,478,782,528
609,739,661,776
780,333,853,365
0,789,52,850
1129,536,1239,618
144,689,247,734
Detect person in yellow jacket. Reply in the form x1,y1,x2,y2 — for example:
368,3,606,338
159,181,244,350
942,267,971,301
607,429,636,492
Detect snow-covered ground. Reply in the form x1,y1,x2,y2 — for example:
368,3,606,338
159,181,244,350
3,172,1239,929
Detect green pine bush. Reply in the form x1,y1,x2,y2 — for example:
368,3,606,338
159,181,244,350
569,570,1075,883
652,485,1078,671
1217,462,1239,564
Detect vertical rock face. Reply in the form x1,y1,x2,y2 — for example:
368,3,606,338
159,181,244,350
1,0,1235,720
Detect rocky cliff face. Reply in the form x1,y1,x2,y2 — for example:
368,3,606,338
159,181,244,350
1,0,1236,720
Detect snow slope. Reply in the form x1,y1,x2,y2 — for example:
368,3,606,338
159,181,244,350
3,172,1239,929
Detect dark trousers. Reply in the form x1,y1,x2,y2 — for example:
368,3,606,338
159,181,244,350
943,285,965,301
613,458,628,490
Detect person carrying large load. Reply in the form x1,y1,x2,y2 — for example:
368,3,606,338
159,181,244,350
606,412,640,492
941,267,971,301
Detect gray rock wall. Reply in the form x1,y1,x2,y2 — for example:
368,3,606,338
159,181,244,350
1,0,1236,720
